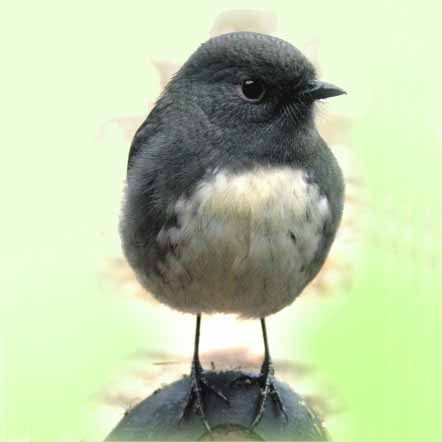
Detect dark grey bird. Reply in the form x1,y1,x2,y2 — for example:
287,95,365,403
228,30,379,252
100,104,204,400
120,31,345,432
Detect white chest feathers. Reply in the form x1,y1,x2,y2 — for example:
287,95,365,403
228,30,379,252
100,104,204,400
148,167,330,318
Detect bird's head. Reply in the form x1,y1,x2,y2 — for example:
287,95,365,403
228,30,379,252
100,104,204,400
166,32,345,130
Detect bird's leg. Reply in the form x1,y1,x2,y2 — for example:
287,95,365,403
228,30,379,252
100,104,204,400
231,318,288,429
177,314,229,433
253,318,288,428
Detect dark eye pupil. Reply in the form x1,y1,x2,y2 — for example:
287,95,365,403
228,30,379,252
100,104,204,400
241,79,265,101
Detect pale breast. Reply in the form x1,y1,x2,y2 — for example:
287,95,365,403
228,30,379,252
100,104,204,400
145,166,330,318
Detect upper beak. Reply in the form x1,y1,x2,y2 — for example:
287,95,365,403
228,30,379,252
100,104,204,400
300,80,346,101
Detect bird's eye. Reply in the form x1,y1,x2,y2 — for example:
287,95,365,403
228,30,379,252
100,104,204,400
240,79,266,102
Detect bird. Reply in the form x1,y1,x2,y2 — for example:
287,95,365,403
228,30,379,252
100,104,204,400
119,31,346,432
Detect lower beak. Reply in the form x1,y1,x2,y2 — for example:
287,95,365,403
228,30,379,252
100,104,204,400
301,80,346,101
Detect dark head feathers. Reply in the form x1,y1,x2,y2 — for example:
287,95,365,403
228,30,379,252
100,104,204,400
177,32,316,88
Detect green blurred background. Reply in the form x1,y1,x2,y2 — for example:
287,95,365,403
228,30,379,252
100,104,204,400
1,1,441,441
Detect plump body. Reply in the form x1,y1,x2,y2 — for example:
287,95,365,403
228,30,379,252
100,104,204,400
124,164,335,317
120,32,345,319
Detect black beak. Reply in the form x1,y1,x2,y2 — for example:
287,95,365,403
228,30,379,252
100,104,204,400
300,80,346,101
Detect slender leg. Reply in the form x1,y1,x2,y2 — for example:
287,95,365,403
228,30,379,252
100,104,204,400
231,318,288,429
177,314,229,432
253,318,288,428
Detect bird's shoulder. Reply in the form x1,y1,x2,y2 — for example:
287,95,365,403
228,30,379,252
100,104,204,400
302,135,345,227
126,96,173,172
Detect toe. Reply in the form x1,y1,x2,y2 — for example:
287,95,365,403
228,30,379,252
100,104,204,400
201,376,230,405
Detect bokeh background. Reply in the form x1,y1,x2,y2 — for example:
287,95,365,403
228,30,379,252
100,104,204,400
1,1,441,441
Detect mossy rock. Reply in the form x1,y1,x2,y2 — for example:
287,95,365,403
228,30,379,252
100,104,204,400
105,370,328,441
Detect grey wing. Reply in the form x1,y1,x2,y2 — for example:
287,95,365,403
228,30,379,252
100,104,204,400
127,113,159,173
121,98,216,281
121,111,173,282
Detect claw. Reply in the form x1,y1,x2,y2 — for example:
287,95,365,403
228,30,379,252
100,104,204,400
231,368,288,429
270,385,289,427
177,361,229,433
201,377,230,405
251,372,288,429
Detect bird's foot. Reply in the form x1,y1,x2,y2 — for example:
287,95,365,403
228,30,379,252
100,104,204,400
231,361,288,430
178,359,230,433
